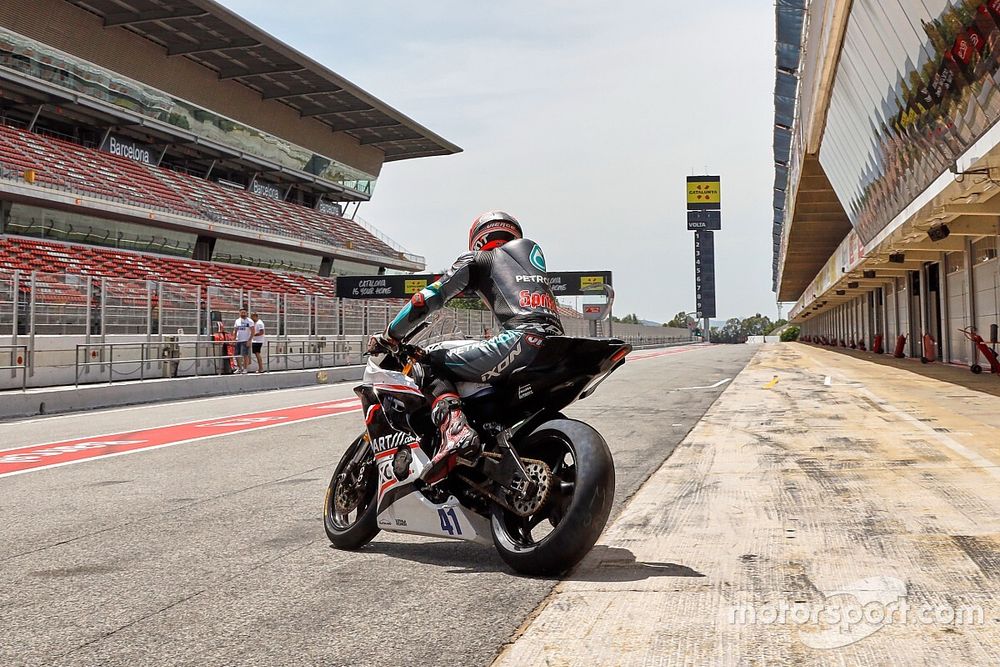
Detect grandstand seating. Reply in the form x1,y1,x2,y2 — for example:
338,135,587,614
0,124,397,258
0,236,337,298
556,304,584,320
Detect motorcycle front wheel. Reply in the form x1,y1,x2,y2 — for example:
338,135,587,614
324,434,380,550
490,419,615,576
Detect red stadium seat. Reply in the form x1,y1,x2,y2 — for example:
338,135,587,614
0,236,337,300
0,124,399,259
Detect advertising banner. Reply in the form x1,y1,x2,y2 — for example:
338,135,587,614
316,199,344,216
686,175,721,210
337,271,613,299
100,133,156,166
545,271,613,296
336,274,436,299
251,180,283,201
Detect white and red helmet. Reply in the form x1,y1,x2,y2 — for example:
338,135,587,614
469,210,522,251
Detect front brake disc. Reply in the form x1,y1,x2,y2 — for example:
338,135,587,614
334,470,362,513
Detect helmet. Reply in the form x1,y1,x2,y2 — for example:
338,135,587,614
469,210,522,251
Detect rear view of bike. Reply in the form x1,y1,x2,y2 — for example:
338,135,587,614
323,329,629,576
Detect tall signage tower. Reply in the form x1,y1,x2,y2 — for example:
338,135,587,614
686,175,721,342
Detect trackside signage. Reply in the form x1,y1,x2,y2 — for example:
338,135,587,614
337,274,438,299
336,271,613,299
545,271,612,296
316,200,344,216
100,134,155,166
251,180,283,201
687,210,721,231
694,230,717,318
686,175,721,210
686,175,720,322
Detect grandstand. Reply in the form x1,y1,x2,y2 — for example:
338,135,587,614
0,0,461,301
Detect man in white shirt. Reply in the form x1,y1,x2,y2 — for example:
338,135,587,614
232,308,254,374
250,311,266,374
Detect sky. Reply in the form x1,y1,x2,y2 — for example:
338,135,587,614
225,1,778,323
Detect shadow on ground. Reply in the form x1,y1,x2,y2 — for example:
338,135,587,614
354,539,513,576
356,541,704,583
567,545,705,583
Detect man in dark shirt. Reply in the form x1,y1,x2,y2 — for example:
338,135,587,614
369,211,563,484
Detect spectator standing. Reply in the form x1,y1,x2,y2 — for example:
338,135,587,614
250,311,266,373
232,308,254,374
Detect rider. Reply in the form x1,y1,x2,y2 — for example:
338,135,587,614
368,211,563,484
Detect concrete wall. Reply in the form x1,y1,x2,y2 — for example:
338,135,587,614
0,333,364,391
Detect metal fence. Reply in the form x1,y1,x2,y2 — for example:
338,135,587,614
0,268,692,389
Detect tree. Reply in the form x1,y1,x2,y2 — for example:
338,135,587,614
741,313,774,337
764,319,788,335
780,325,800,342
612,313,641,324
448,297,487,311
665,311,695,328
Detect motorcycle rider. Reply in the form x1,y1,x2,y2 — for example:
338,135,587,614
368,211,563,484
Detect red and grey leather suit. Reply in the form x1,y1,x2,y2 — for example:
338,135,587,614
387,238,563,389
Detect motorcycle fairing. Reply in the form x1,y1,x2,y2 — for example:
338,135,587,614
377,491,492,546
358,362,491,544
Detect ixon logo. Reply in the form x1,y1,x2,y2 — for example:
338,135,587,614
482,342,522,381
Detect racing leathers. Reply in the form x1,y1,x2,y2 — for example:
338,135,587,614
386,238,563,482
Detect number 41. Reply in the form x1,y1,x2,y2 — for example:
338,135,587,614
437,507,463,536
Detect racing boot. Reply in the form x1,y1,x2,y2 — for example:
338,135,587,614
421,394,480,485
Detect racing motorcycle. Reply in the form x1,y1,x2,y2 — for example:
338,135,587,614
323,323,631,576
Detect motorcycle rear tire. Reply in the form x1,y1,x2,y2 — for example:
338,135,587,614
324,435,380,550
490,419,615,576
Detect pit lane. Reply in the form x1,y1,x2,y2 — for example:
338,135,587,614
0,344,752,666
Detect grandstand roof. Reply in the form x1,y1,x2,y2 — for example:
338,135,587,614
64,0,461,162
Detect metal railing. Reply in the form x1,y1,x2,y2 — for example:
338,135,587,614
74,340,230,387
351,215,425,264
73,338,367,387
2,267,692,390
0,344,27,390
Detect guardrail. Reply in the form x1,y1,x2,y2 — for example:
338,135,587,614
1,266,693,390
75,341,232,387
73,338,368,387
0,344,27,391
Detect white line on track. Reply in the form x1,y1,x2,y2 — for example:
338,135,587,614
0,408,362,480
0,397,361,454
0,381,356,427
679,378,731,390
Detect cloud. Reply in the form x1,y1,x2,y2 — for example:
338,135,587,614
223,0,777,322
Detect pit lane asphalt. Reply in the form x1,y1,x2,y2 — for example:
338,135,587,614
0,344,753,667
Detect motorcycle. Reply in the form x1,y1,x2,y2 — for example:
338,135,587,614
323,323,631,576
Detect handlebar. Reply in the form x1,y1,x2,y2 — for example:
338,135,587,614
364,320,430,360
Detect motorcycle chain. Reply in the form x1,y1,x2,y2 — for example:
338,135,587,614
456,456,552,518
